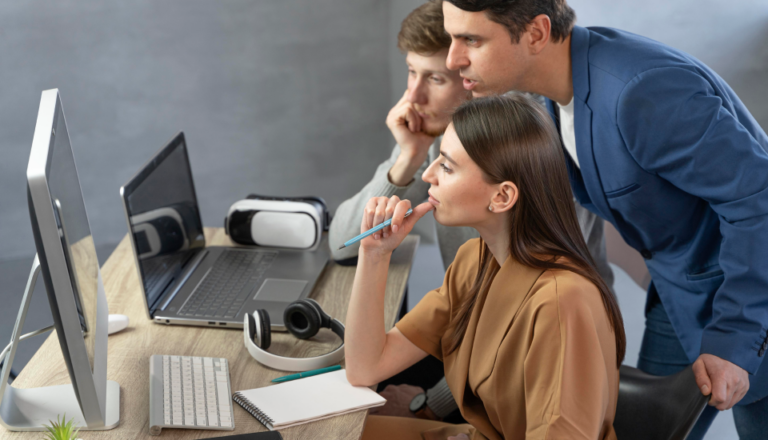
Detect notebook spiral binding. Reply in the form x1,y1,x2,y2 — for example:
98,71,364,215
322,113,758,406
233,392,275,428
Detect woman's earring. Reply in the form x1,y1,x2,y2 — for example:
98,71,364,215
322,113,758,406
488,205,493,212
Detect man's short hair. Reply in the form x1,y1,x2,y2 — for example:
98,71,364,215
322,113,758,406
397,0,452,55
445,0,576,43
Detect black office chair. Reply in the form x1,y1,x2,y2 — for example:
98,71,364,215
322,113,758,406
614,364,709,440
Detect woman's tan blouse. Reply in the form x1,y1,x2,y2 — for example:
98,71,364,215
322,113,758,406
395,238,619,440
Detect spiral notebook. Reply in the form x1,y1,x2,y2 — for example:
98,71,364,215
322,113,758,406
232,370,386,431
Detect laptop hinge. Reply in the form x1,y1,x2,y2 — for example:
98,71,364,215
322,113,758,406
149,249,208,315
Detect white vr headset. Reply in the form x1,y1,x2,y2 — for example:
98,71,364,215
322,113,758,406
243,298,344,371
225,195,330,251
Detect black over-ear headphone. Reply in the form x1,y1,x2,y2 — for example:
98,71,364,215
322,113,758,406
243,298,345,371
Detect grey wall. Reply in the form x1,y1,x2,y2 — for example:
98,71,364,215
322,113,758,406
0,0,393,260
2,0,767,261
570,0,768,127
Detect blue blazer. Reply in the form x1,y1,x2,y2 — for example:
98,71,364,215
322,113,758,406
546,26,768,403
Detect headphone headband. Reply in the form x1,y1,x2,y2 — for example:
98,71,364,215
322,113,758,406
243,300,344,372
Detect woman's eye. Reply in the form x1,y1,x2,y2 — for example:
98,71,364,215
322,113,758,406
439,162,452,173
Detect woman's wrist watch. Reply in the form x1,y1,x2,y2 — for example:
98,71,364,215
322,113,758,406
409,393,440,420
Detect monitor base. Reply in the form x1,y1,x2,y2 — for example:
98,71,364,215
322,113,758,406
0,380,120,431
0,255,120,431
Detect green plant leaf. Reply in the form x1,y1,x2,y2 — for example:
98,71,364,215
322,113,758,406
40,413,79,440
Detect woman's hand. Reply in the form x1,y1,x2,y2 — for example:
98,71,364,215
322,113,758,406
359,196,433,257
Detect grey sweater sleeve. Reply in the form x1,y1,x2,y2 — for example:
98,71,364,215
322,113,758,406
425,376,458,419
574,199,615,292
329,143,433,261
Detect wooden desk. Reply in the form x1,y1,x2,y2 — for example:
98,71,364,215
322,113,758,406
1,229,419,440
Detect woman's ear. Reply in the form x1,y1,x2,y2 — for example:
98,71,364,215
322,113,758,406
490,181,518,213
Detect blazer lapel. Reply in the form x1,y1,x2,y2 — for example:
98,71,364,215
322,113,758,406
468,258,545,392
546,98,594,210
570,26,617,225
445,256,544,435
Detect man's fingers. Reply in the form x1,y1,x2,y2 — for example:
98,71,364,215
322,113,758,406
399,89,409,103
724,376,748,410
693,358,712,396
709,375,728,408
404,106,421,133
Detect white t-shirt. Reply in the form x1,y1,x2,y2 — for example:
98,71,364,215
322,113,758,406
558,98,579,168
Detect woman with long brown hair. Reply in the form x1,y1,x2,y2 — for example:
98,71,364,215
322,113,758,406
346,94,625,440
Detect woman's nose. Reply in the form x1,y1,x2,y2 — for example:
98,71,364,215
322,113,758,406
422,159,439,184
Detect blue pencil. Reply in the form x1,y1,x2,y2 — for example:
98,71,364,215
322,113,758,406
338,208,413,250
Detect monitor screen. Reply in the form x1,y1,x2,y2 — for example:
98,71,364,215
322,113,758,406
122,134,205,311
44,101,99,373
24,89,117,427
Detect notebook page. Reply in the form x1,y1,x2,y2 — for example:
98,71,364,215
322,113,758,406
236,370,386,428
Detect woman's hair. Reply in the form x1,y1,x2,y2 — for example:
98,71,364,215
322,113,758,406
444,94,626,367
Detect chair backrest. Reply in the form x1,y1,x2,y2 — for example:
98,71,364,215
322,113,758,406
614,365,709,440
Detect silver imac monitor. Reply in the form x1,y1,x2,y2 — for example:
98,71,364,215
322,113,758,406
0,89,119,431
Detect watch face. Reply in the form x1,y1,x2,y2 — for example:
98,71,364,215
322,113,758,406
409,393,427,412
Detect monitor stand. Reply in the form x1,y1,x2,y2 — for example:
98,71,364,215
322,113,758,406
0,255,120,431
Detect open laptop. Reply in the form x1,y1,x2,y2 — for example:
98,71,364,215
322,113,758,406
120,132,329,331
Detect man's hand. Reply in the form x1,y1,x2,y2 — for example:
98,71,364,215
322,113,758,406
386,90,436,186
693,353,749,410
369,384,424,418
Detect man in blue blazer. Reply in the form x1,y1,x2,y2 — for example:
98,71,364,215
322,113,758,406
441,0,768,438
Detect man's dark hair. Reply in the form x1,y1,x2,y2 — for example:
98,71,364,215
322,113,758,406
444,0,576,43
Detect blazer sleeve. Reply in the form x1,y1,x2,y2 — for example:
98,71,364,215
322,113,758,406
521,275,615,440
617,67,768,374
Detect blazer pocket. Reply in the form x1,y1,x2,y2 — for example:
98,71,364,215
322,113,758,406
686,268,724,281
605,183,641,199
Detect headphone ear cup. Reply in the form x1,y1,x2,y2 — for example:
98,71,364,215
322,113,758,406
247,312,257,344
283,300,321,340
257,309,271,350
302,298,331,328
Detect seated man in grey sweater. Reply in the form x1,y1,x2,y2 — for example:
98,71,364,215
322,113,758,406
329,0,614,423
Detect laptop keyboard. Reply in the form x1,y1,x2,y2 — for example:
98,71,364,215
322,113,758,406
142,253,190,295
178,250,277,319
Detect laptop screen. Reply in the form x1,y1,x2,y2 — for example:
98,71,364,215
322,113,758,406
122,133,206,311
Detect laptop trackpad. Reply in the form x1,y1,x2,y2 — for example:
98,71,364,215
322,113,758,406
253,279,308,302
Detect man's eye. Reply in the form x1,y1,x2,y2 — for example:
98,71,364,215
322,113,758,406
430,76,443,84
467,38,477,45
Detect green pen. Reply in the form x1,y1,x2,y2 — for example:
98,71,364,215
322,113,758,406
271,365,342,383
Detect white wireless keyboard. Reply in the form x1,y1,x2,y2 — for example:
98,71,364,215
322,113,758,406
148,355,235,435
